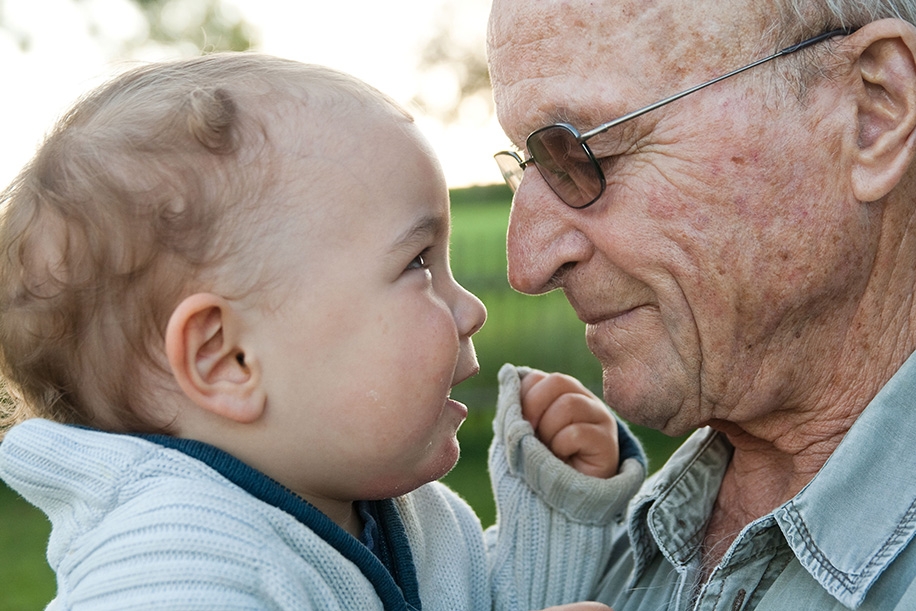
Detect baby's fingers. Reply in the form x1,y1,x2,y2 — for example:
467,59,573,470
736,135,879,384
550,422,620,479
534,389,612,445
520,370,593,430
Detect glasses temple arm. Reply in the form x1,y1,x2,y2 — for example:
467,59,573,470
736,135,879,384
580,27,856,141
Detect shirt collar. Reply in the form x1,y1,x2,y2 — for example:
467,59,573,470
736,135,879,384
626,350,916,608
627,427,729,580
775,349,916,608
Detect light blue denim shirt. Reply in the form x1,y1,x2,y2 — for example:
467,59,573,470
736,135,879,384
595,350,916,610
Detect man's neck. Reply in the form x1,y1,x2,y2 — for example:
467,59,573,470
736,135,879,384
698,416,852,576
697,176,916,578
704,315,911,525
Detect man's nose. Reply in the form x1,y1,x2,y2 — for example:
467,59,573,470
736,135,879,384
506,177,591,294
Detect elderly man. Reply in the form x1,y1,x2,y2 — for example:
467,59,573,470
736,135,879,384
488,1,916,609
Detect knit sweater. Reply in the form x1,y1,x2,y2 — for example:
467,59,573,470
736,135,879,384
0,364,646,610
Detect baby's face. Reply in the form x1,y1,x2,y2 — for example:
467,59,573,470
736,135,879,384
251,101,486,505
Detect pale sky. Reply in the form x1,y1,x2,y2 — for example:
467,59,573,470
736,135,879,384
0,0,506,189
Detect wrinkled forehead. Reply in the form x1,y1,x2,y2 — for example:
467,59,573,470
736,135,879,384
487,0,761,143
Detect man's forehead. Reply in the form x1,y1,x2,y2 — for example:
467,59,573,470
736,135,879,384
488,0,760,142
488,0,748,43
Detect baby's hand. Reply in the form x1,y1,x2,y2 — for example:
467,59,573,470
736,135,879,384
521,370,619,478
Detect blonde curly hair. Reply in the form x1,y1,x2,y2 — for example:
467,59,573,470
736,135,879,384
0,53,409,436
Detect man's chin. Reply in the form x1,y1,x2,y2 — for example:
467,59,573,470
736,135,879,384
599,365,698,436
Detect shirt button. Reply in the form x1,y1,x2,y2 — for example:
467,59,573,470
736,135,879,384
731,588,747,610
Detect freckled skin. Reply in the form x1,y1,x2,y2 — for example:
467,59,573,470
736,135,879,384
489,0,916,474
489,0,916,574
490,0,878,435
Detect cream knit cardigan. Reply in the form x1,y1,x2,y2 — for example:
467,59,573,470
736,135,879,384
0,364,645,610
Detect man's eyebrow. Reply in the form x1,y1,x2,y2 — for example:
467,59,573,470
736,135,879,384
390,214,448,253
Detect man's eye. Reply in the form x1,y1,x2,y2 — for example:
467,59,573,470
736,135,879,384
596,154,621,172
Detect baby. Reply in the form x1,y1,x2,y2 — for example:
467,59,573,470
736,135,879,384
0,54,644,610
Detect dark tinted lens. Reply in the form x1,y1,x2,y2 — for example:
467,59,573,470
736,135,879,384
527,125,603,208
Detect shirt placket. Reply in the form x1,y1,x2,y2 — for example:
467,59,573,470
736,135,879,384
690,518,794,611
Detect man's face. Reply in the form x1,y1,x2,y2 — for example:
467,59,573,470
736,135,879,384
488,0,874,435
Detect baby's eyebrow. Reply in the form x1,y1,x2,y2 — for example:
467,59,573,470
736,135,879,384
390,214,448,253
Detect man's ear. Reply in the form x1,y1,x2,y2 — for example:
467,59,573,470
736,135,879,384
848,19,916,202
165,293,266,424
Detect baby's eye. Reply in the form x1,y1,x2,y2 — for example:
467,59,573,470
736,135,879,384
406,249,431,271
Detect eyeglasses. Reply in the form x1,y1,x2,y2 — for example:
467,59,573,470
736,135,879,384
494,27,855,209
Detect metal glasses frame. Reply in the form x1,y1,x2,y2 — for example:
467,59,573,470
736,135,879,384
494,27,856,208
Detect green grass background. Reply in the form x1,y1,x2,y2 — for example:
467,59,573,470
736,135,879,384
0,184,687,608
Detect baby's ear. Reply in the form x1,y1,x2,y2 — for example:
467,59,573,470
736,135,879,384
165,293,266,423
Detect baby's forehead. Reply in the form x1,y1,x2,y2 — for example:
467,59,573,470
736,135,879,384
218,63,432,234
252,62,410,121
256,92,420,187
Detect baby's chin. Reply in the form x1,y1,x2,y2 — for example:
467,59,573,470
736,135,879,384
361,440,462,500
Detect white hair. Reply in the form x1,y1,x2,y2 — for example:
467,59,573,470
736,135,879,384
773,0,916,45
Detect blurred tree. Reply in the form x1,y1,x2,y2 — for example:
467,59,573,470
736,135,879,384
129,0,256,53
411,0,491,123
0,0,256,55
